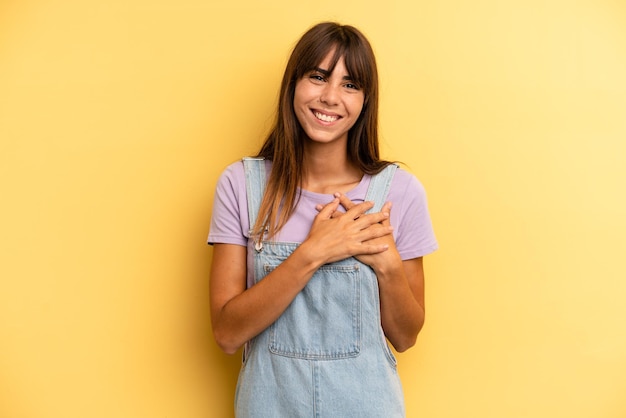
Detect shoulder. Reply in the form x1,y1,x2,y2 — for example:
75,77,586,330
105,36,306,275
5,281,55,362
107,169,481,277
389,166,427,199
218,160,246,183
212,160,248,221
218,158,273,184
213,158,275,212
215,158,267,191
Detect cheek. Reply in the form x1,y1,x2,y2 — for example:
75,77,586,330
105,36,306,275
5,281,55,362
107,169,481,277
350,96,365,116
292,90,302,116
357,101,364,115
293,98,308,128
294,108,306,128
293,87,308,113
293,80,310,103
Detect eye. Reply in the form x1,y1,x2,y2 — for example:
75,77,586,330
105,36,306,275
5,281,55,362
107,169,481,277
309,73,325,83
344,82,360,90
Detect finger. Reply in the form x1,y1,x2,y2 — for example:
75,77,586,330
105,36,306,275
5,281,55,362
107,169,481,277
353,209,390,231
358,222,393,241
315,198,340,220
315,203,346,220
380,201,392,226
330,210,344,219
335,192,356,211
345,200,375,220
357,243,389,255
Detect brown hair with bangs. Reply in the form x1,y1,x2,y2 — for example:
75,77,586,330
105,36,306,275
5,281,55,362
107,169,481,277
252,22,392,240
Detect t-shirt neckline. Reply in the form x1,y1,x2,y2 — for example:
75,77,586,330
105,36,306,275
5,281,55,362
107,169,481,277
297,173,372,200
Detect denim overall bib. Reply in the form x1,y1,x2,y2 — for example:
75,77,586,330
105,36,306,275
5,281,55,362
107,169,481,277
236,158,405,418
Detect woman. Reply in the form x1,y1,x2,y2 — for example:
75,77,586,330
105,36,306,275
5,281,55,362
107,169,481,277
208,22,437,417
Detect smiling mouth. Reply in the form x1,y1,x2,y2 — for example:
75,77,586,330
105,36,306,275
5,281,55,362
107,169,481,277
313,111,340,123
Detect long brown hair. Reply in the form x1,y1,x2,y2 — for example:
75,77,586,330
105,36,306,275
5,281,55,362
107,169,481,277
253,22,391,239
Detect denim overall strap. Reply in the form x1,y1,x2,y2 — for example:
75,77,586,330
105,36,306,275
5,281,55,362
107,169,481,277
242,157,266,230
364,164,398,212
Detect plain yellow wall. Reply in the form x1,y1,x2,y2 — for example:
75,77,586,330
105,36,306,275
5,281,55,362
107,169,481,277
1,0,625,417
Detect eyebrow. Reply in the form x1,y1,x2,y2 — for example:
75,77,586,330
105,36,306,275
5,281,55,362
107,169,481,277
313,67,353,81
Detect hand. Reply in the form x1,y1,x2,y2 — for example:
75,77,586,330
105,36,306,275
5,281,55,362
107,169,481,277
304,196,394,265
315,193,400,272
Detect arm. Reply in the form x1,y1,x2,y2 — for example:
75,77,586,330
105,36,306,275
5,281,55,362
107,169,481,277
375,254,426,353
210,198,394,355
209,242,319,355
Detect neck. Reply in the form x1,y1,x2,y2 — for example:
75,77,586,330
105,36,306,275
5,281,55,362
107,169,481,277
301,141,362,194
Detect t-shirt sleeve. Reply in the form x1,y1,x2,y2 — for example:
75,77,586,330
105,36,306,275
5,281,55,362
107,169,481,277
390,169,438,260
207,162,249,246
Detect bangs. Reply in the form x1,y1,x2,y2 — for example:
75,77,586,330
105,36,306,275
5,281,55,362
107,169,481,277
292,26,376,94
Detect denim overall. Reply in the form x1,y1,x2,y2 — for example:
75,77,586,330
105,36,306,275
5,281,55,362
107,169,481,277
236,158,405,418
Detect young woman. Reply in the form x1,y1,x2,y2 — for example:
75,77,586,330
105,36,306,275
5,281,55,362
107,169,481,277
208,22,437,417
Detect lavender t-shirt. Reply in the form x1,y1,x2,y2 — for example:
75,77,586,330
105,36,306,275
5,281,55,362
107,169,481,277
209,160,437,261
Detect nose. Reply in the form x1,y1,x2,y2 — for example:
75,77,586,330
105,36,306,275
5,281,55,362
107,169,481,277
320,83,339,105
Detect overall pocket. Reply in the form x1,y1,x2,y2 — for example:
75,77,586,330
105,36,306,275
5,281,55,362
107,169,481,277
265,261,362,360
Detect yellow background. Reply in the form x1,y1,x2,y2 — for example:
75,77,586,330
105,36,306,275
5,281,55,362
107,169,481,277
1,0,625,417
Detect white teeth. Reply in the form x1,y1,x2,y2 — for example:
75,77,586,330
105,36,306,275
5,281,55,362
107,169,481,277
314,111,339,122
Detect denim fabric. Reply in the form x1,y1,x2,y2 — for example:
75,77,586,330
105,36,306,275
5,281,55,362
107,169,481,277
236,158,404,417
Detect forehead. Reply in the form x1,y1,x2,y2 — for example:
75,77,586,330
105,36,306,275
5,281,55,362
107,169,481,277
311,47,354,76
316,51,347,73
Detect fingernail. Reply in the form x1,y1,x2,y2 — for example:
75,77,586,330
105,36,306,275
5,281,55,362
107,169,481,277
334,192,341,198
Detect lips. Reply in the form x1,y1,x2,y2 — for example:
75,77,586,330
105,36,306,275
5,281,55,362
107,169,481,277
313,110,340,123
